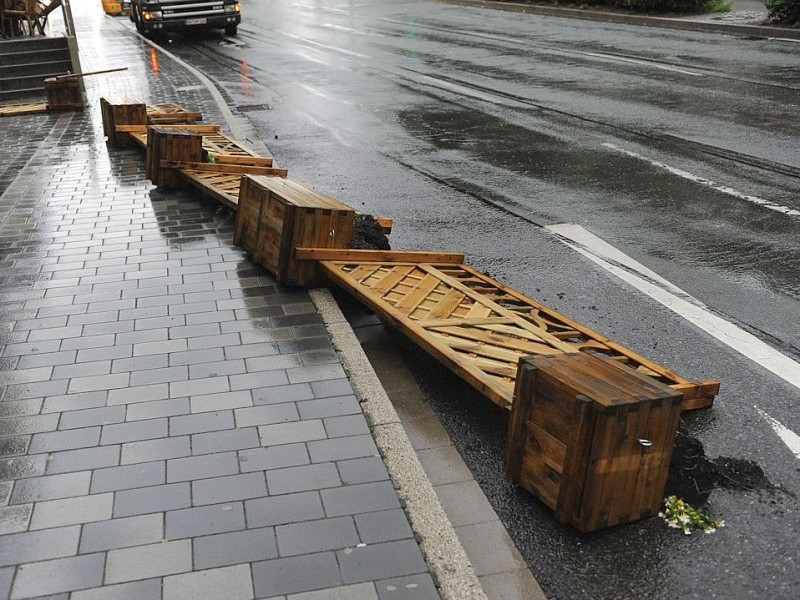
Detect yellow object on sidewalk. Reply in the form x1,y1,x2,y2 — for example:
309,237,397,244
101,0,127,16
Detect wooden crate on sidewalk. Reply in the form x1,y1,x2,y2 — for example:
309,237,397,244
145,126,203,189
100,96,147,146
234,175,355,286
504,351,683,532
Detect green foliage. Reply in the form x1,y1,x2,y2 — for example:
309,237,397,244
766,0,800,23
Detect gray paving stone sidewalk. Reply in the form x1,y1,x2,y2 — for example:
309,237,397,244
0,5,440,599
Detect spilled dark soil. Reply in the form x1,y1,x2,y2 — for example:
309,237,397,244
666,429,777,505
349,214,391,250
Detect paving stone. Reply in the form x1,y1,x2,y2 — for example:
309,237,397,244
4,379,68,402
166,502,246,539
127,397,190,421
168,411,233,438
163,564,254,600
133,339,187,357
238,444,309,473
171,376,230,399
42,391,107,414
0,567,11,599
245,491,324,528
193,526,278,570
230,370,289,391
107,383,169,406
297,396,361,421
189,358,246,379
76,344,133,364
114,482,191,517
105,539,192,584
192,427,260,455
323,415,370,438
165,451,237,484
187,333,241,351
308,435,378,463
68,373,129,394
46,446,120,475
321,482,400,517
252,552,342,598
290,582,379,600
80,513,163,553
224,342,280,361
30,492,113,529
0,366,53,386
111,353,169,373
375,574,440,600
192,472,267,506
90,461,165,493
52,360,111,381
0,504,31,534
10,471,90,504
252,382,314,406
29,427,100,453
100,418,167,445
121,436,190,464
434,480,497,527
311,379,354,399
354,509,414,544
130,366,188,387
189,390,252,414
17,350,77,369
58,406,126,430
286,364,346,385
337,540,427,584
267,463,341,496
169,347,226,367
11,553,104,598
244,354,304,373
276,516,358,557
234,403,299,428
337,457,389,486
71,579,162,600
0,435,29,457
0,526,80,567
0,398,42,418
0,414,59,435
259,420,327,447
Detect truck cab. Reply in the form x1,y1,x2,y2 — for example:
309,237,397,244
130,0,241,37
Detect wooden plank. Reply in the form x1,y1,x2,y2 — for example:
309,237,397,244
179,171,240,210
295,248,466,264
212,155,274,167
375,216,393,234
0,102,48,117
116,124,222,133
160,161,288,177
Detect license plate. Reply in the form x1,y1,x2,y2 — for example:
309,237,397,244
185,17,207,25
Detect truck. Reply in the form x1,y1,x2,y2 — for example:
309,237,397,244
130,0,240,37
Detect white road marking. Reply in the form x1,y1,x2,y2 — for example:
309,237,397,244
755,408,800,459
586,52,703,77
295,83,353,105
603,143,800,218
276,30,372,59
546,223,800,458
767,37,800,43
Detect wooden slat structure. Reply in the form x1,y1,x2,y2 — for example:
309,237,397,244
146,103,202,124
316,256,719,411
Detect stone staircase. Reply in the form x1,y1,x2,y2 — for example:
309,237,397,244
0,36,72,101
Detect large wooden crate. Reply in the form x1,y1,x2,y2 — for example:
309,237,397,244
234,175,355,286
100,96,147,147
145,126,203,190
504,351,683,532
44,77,82,111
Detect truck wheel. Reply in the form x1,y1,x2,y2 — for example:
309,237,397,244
224,24,238,36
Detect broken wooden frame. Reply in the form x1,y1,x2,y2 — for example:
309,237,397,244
303,249,719,412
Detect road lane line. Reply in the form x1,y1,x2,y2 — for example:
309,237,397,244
755,408,800,459
586,52,703,76
547,223,800,457
603,143,800,218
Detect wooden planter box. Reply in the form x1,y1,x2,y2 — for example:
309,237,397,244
100,96,147,146
234,175,355,286
504,351,683,532
44,77,82,111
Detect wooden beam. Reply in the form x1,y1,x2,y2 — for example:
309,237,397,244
295,248,466,263
160,161,288,177
212,155,274,167
116,124,222,133
374,216,393,234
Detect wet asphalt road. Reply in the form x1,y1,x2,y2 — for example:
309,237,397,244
129,1,800,597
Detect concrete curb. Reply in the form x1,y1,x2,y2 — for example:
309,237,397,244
309,288,488,600
441,0,800,40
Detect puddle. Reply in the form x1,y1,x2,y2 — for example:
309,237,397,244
666,429,778,505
